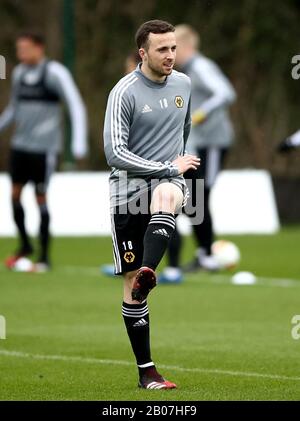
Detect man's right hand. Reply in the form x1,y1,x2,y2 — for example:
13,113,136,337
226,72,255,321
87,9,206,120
172,154,201,174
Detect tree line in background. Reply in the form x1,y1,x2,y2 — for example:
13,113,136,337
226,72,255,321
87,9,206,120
0,0,300,176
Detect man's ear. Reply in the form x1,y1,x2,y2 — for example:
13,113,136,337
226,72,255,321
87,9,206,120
139,48,146,61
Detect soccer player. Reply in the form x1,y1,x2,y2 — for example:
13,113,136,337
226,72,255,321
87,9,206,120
159,24,236,282
103,20,200,389
277,129,300,152
0,31,88,271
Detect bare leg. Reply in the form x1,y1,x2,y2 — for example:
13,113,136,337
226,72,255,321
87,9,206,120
123,270,139,304
150,182,183,215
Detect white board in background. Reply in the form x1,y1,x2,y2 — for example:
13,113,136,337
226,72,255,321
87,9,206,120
210,169,280,234
0,172,111,236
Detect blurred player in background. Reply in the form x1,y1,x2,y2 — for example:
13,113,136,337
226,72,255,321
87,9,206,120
103,20,200,389
277,129,300,152
0,31,88,271
159,24,236,283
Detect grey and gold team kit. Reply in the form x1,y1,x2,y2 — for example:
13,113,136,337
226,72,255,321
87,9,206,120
104,64,192,208
103,64,191,273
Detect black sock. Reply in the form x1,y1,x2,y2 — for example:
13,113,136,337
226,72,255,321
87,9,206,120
39,203,50,263
122,301,154,377
168,226,182,268
142,212,175,270
12,200,31,252
192,188,213,255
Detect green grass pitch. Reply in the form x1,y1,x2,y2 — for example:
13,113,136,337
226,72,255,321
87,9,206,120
0,226,300,400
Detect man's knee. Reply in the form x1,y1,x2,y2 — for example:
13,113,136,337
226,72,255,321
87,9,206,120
151,183,183,213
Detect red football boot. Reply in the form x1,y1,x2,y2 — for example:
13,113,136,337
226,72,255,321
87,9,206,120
4,245,33,269
131,266,157,303
138,366,177,390
5,255,21,269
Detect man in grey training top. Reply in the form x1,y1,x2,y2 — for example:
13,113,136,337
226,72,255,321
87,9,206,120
103,20,200,389
0,31,88,271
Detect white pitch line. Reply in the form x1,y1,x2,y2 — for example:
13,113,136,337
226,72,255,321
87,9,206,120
0,349,300,382
0,349,132,367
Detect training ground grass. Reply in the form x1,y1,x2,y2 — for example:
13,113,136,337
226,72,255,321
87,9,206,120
0,226,299,400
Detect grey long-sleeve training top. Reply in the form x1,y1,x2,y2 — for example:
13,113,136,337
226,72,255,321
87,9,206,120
103,64,191,207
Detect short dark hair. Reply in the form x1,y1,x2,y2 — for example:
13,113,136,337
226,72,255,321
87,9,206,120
17,31,45,46
135,20,175,50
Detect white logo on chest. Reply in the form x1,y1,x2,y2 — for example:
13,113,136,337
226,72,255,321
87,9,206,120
141,104,153,113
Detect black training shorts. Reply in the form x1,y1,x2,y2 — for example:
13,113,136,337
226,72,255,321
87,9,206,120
9,149,57,195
